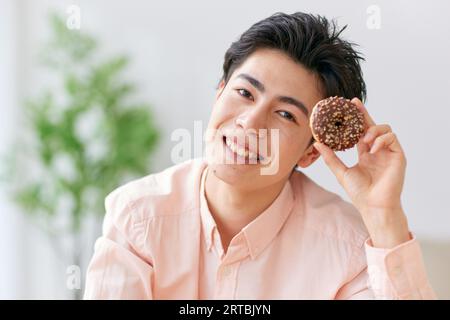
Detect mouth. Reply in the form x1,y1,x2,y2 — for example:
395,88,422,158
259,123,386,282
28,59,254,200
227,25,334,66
222,135,264,164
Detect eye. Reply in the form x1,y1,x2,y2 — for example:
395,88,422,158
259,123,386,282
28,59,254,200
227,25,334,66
236,88,254,101
277,110,296,123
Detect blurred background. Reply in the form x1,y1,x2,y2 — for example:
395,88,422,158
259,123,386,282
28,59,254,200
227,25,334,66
1,0,449,299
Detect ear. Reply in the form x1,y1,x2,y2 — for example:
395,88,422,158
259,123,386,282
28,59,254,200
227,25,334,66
296,142,321,168
215,79,226,101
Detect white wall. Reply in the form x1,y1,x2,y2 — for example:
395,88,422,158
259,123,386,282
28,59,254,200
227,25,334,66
0,0,23,300
36,0,449,240
1,0,449,298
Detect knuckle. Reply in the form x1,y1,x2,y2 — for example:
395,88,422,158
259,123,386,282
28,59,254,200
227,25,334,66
366,126,376,133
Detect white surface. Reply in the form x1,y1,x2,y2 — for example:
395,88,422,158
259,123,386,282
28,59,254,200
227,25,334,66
0,0,29,299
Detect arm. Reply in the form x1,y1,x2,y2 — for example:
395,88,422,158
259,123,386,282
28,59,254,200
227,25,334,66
336,235,436,299
84,197,154,299
315,98,436,299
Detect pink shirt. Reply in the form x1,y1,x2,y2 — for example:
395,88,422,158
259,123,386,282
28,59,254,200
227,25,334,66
84,158,436,299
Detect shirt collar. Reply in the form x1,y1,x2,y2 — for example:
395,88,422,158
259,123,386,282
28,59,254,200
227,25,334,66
199,165,295,260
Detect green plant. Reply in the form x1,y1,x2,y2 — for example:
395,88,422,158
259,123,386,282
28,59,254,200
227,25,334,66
2,13,159,298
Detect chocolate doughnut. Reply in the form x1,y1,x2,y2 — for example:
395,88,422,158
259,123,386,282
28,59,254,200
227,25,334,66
310,96,365,151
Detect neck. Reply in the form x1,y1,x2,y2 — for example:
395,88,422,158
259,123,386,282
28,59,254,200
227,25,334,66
204,167,287,248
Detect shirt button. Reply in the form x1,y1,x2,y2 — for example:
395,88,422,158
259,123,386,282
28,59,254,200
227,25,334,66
393,266,402,276
222,266,232,277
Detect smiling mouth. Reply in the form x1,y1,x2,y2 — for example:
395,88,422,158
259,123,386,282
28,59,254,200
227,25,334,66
222,135,264,164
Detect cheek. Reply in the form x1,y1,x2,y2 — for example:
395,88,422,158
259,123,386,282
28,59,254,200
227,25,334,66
278,142,297,162
276,130,307,161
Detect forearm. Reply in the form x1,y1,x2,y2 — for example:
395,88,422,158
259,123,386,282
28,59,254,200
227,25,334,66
361,207,411,249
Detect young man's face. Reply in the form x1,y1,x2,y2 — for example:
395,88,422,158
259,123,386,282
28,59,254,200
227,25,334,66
206,48,324,190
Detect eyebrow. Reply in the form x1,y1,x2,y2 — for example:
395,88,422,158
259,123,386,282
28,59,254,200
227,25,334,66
236,73,309,117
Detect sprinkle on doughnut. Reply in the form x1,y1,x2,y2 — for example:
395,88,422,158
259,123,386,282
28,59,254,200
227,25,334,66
310,96,365,151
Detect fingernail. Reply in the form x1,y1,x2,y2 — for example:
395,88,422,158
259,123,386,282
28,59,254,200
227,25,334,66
352,97,363,106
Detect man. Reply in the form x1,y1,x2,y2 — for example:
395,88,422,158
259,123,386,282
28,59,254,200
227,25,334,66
84,12,435,299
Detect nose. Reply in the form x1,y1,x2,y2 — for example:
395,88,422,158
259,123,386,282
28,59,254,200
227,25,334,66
235,107,268,138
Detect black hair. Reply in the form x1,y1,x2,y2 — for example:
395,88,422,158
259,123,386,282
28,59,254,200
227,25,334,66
220,12,366,103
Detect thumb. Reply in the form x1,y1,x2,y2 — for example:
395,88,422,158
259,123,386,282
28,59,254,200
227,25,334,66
314,142,348,183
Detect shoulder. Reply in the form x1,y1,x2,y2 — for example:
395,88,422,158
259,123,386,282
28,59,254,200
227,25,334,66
290,172,369,248
104,158,207,226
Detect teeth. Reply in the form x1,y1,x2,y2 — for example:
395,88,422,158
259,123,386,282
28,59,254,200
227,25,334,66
225,137,258,160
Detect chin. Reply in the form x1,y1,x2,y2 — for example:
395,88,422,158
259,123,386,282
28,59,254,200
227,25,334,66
207,162,253,186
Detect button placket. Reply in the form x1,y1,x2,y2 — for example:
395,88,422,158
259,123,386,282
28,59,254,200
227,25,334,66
222,265,232,277
214,263,238,299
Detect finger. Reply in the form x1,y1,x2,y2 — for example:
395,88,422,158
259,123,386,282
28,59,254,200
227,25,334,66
314,142,348,183
363,124,392,145
369,132,404,154
357,139,370,158
351,97,376,128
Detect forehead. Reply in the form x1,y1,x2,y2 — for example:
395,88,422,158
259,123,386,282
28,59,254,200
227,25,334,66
230,48,324,110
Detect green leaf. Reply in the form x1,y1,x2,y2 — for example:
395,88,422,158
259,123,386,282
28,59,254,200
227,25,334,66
1,12,160,237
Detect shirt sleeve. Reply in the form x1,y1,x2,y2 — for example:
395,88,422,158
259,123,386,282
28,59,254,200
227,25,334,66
84,195,154,300
335,233,437,300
